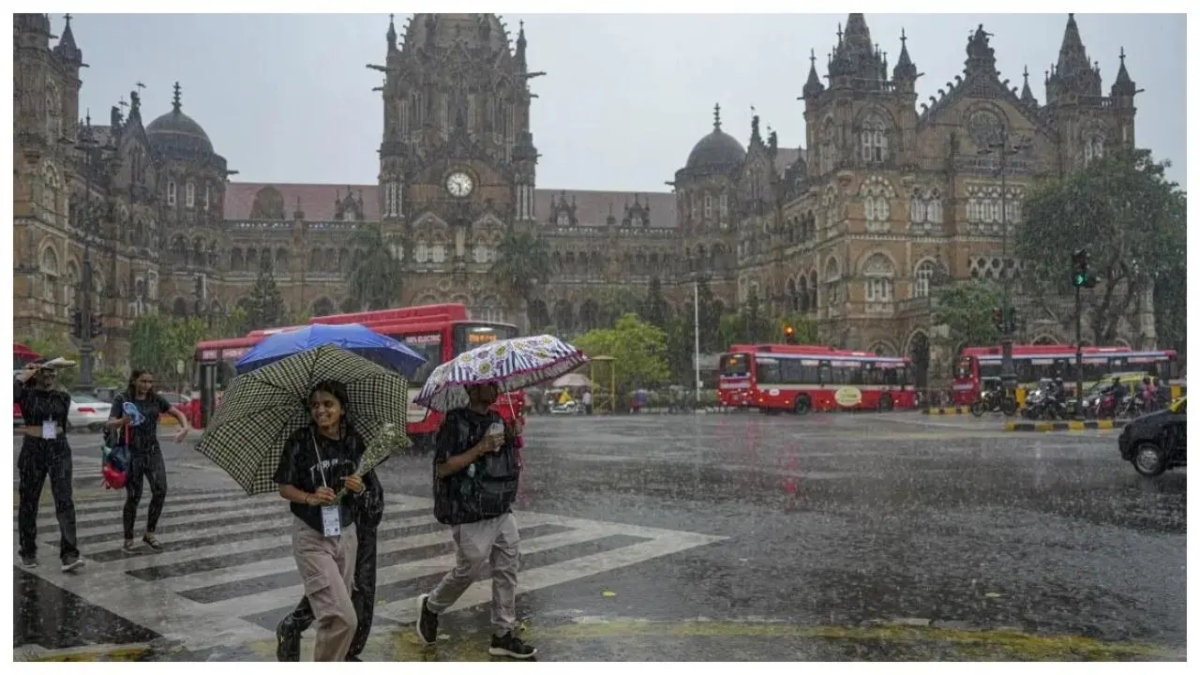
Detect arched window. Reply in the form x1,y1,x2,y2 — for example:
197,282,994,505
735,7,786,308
861,253,894,303
65,260,79,314
914,260,937,298
167,180,177,206
703,194,713,219
820,118,837,174
185,182,195,208
1083,135,1105,165
859,176,895,233
40,246,59,304
860,116,888,163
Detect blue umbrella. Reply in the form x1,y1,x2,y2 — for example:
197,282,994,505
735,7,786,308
235,323,427,377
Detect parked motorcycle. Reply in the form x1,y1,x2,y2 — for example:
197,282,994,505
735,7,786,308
970,388,1018,417
1022,385,1069,420
550,400,580,415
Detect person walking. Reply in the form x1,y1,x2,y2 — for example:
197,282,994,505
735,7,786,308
275,381,367,662
15,359,83,572
276,465,383,662
416,382,536,659
107,369,190,553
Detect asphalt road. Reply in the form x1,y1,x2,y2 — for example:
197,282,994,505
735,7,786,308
11,412,1187,661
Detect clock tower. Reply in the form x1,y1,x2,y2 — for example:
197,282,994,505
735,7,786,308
372,13,539,314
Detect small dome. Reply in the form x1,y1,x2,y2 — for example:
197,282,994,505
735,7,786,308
685,106,745,172
146,83,213,156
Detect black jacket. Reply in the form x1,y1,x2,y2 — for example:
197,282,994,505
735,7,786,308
432,407,520,526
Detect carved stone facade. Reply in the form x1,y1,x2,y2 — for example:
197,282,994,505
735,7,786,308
14,13,1149,382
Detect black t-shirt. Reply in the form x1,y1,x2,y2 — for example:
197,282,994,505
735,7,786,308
432,407,520,526
274,425,363,534
110,392,171,451
14,379,70,428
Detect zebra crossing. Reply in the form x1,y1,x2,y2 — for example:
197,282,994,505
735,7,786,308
14,489,725,651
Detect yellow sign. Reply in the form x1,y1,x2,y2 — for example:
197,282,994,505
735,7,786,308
468,332,498,345
834,387,862,407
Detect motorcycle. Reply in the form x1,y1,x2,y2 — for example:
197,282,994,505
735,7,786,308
970,388,1018,417
549,400,580,415
1022,386,1069,420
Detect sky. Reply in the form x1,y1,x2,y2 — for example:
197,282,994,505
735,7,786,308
58,12,1187,192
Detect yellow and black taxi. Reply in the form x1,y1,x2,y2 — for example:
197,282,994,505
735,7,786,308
1118,396,1186,477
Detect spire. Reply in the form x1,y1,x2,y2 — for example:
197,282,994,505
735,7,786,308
172,81,182,113
515,19,527,66
893,28,917,84
386,13,397,50
712,103,722,131
1111,47,1138,97
53,13,82,63
842,14,872,54
803,49,824,99
1020,66,1037,105
749,109,761,146
829,14,886,87
1055,13,1090,76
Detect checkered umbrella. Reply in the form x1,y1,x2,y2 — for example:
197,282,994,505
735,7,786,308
413,334,588,412
196,344,411,496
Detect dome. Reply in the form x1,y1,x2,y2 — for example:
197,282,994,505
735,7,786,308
145,84,213,156
685,107,745,172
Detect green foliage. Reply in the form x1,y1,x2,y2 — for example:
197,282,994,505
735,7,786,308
639,276,671,329
594,286,643,327
247,258,287,329
772,313,819,344
933,280,1004,349
346,224,403,311
662,314,695,384
1016,149,1186,344
491,232,554,306
1154,263,1185,353
572,313,670,392
129,314,209,390
209,305,250,339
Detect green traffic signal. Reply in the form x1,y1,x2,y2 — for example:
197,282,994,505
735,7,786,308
1072,272,1088,287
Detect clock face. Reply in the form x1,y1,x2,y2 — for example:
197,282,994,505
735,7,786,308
446,172,474,198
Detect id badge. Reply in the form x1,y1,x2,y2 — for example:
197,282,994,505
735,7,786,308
41,421,57,440
321,505,341,537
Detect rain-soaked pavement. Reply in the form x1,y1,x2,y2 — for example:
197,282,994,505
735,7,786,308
12,412,1187,661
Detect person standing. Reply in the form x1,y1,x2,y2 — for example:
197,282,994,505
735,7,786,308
275,381,367,662
416,383,536,659
276,466,383,662
582,389,593,415
15,359,84,572
107,369,189,553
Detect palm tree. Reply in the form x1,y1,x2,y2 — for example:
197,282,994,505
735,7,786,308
345,223,403,311
490,231,554,310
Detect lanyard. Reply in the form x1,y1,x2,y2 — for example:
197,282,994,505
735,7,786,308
309,430,330,489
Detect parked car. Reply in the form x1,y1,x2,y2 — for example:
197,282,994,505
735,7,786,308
1118,396,1187,477
68,393,112,433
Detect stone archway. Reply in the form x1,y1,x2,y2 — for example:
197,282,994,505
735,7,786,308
907,330,930,389
527,299,550,332
1033,335,1058,345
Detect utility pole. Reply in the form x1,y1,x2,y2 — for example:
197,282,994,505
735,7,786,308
979,126,1030,396
693,277,701,405
1071,249,1095,417
67,122,114,395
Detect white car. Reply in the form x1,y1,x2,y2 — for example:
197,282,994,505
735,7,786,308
68,393,112,433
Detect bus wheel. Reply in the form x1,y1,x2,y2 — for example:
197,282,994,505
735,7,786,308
794,396,812,415
877,394,894,412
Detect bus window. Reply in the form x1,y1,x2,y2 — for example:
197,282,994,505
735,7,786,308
817,362,832,385
980,361,1003,380
721,354,750,377
453,323,518,357
401,333,444,385
779,359,819,384
756,358,781,384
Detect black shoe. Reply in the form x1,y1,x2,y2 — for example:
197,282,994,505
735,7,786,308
345,655,362,662
19,555,37,569
61,555,85,573
489,632,536,659
275,618,301,662
415,594,438,645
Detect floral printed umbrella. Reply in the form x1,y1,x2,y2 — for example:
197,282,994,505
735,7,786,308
414,334,588,412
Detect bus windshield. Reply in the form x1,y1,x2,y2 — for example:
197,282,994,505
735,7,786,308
955,356,973,380
720,354,750,377
400,332,443,386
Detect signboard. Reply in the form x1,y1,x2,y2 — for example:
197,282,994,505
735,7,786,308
468,332,498,345
834,386,863,407
404,333,441,345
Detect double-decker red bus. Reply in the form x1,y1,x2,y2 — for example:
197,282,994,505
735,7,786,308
718,344,915,413
952,344,1182,405
194,303,523,447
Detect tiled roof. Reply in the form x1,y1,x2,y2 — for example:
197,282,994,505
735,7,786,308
224,182,380,221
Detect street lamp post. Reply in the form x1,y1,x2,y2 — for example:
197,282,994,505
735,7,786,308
979,126,1030,393
66,123,114,395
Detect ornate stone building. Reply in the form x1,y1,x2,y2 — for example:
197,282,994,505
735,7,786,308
13,12,1150,383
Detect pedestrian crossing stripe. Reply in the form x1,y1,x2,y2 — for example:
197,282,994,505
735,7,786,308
14,490,725,651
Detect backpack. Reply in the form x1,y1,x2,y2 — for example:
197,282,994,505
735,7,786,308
101,425,131,490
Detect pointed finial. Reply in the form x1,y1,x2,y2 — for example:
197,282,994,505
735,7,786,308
172,82,181,113
63,13,72,26
809,48,816,67
900,28,907,46
713,103,721,131
1023,66,1029,81
520,19,524,31
837,22,843,41
84,108,90,127
1119,46,1126,64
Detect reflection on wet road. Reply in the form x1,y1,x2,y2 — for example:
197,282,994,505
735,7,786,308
12,413,1186,661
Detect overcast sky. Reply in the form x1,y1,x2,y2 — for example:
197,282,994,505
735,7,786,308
59,13,1187,192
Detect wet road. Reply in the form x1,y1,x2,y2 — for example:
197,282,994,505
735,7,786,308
12,413,1187,661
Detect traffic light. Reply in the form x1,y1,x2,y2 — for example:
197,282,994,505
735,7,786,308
71,309,83,339
1071,249,1090,287
90,314,103,338
992,307,1003,331
784,325,797,345
1004,307,1018,333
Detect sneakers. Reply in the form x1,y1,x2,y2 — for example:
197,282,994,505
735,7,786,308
143,533,163,551
122,539,140,555
61,555,85,573
415,594,438,645
275,618,301,662
18,555,37,569
489,632,536,659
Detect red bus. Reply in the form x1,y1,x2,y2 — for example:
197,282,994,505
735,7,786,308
194,303,523,447
14,343,41,425
952,344,1181,405
718,344,915,413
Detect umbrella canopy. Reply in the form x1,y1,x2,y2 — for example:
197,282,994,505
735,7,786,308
235,323,426,378
197,345,411,496
414,334,587,412
553,373,592,389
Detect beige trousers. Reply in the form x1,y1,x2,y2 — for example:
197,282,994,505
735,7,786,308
426,511,521,636
292,516,358,661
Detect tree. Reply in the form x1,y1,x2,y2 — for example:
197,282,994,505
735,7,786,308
346,223,403,311
1154,261,1185,354
247,258,286,329
1016,149,1186,345
694,278,721,353
129,314,209,390
490,232,554,311
594,286,643,327
572,313,669,392
663,314,696,385
740,286,772,344
772,313,819,344
933,280,1004,349
209,305,250,339
639,276,671,329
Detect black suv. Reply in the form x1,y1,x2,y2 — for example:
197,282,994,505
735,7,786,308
1118,397,1186,477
